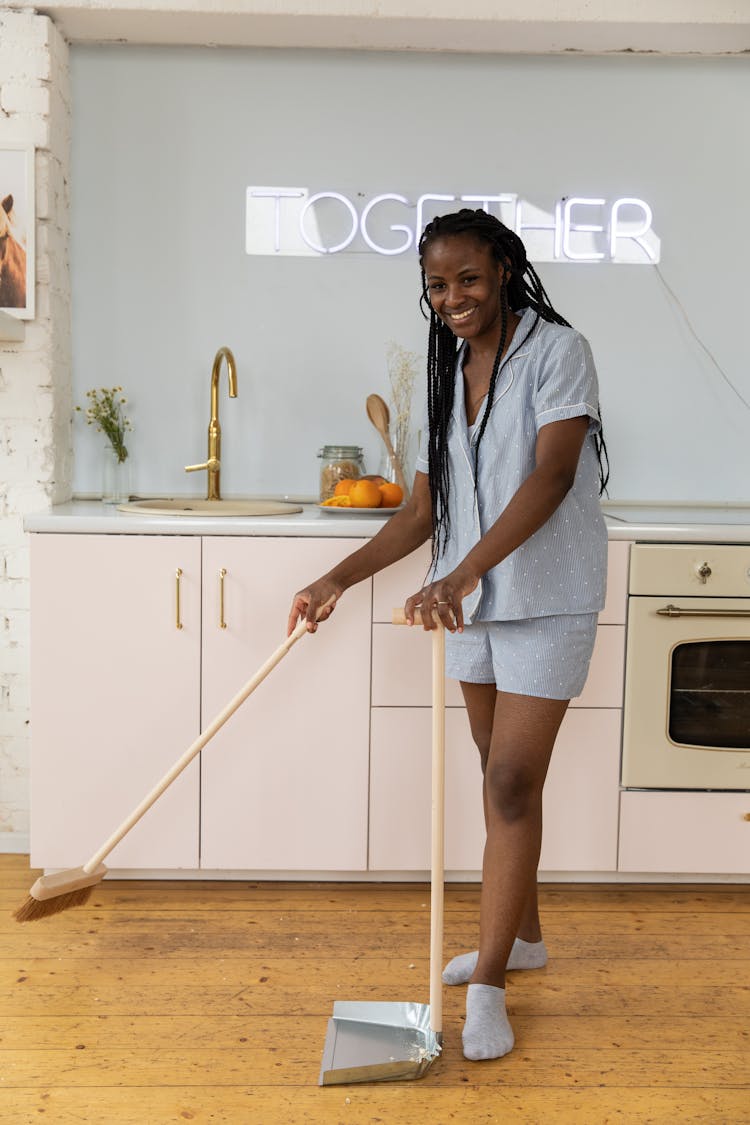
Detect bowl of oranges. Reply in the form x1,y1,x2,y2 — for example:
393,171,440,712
319,475,404,514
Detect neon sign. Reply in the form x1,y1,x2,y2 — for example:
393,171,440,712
245,188,660,264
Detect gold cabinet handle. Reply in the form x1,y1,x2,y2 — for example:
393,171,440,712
175,568,183,630
219,568,227,629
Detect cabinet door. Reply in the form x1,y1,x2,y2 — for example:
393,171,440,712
369,707,620,874
539,709,621,871
619,792,750,874
30,534,201,868
200,538,371,871
369,708,485,871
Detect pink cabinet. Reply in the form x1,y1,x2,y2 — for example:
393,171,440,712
539,709,621,871
369,706,621,873
619,792,750,874
29,530,632,878
30,534,201,869
30,532,372,874
369,708,484,871
368,540,628,874
198,537,371,871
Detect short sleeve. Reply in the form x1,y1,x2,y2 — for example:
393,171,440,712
534,330,601,435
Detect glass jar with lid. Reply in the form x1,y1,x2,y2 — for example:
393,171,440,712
318,445,365,501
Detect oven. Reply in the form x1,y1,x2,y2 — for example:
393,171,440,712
621,543,750,790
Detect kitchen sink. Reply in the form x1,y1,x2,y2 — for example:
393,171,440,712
117,498,304,517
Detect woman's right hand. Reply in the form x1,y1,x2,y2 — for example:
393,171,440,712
287,576,343,635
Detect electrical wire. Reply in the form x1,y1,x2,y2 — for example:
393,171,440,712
653,263,750,413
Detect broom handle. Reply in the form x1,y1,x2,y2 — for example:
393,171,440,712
391,607,445,1037
83,616,311,874
430,623,445,1037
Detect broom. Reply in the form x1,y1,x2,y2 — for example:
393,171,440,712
14,612,320,922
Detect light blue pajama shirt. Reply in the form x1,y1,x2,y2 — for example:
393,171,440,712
415,305,608,626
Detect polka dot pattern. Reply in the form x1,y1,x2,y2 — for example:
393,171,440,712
445,614,598,700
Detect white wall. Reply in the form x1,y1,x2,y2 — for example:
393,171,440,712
0,11,71,850
71,47,750,502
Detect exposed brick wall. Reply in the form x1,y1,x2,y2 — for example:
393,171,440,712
0,10,71,850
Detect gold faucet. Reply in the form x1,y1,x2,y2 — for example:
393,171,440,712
185,347,238,500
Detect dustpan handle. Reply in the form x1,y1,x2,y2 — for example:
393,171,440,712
430,624,445,1037
83,615,313,873
391,608,445,1037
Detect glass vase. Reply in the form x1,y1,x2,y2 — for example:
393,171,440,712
102,448,131,504
377,431,417,493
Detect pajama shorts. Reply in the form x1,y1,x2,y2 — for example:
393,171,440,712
444,613,599,700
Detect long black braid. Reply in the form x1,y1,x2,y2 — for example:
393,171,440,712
418,208,610,562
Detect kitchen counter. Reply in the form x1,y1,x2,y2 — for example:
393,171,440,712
24,499,750,542
23,499,392,537
601,502,750,543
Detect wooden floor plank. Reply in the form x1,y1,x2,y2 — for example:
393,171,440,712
3,1045,749,1089
2,1013,747,1051
2,1086,748,1125
3,927,747,959
2,963,749,1019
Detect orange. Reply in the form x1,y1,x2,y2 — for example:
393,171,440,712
348,479,383,508
321,495,352,507
379,482,404,508
334,478,357,497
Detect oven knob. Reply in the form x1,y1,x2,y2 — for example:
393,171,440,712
697,562,712,583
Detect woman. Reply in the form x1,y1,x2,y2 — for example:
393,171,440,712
288,207,608,1062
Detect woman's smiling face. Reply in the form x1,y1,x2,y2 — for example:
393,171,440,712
422,234,507,343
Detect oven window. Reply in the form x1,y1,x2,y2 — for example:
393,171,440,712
669,640,750,749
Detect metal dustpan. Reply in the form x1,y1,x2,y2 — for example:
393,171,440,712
320,618,445,1085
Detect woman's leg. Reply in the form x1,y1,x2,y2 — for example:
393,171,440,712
443,682,550,988
472,690,569,989
462,690,569,1060
461,682,546,944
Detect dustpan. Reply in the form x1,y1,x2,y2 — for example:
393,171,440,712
319,615,445,1085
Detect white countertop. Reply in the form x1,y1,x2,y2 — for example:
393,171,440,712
599,502,750,543
23,499,750,543
23,499,393,537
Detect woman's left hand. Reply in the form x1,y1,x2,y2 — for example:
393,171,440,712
404,566,480,632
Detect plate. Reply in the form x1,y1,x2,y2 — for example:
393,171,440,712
318,504,402,516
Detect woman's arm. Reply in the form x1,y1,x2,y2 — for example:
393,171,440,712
405,415,590,631
288,470,433,634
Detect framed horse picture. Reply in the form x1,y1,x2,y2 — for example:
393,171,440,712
0,145,35,320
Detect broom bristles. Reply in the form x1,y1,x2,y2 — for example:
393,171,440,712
12,863,107,923
13,885,94,922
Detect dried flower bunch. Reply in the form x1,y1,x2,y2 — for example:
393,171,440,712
386,341,420,470
77,386,132,463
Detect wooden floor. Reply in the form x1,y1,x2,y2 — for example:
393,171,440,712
2,855,749,1124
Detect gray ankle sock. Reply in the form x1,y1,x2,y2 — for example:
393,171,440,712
463,983,514,1061
442,938,547,984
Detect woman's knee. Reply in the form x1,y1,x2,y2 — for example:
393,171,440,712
484,757,543,823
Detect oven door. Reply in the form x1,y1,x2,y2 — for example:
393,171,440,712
622,596,750,789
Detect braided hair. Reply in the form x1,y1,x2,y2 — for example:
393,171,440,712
418,207,609,561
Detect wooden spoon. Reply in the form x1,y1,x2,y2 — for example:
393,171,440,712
366,393,409,499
